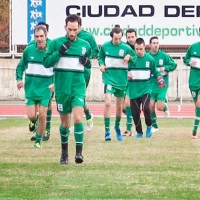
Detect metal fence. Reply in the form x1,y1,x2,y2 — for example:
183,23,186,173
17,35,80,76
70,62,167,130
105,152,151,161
0,52,192,104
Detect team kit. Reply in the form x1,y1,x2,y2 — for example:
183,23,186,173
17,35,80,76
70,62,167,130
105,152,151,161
16,14,199,165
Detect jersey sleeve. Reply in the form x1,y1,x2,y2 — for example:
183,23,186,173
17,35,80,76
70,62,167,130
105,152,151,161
185,46,192,66
127,48,137,67
89,35,99,58
43,40,61,68
98,46,105,66
16,49,28,81
164,54,177,72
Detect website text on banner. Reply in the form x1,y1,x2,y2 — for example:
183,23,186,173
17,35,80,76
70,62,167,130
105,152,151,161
11,0,200,45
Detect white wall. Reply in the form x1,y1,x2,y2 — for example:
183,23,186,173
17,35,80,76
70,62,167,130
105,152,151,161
0,58,192,102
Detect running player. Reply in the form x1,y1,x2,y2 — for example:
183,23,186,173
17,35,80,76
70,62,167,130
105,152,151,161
43,15,92,164
148,36,177,133
99,25,136,141
16,25,54,149
185,28,200,139
77,24,99,132
123,28,137,136
128,37,165,138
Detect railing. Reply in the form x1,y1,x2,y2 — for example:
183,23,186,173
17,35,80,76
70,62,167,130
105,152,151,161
168,53,186,106
0,51,191,104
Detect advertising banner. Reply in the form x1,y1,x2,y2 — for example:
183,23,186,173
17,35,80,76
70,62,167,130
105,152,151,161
11,0,200,45
27,0,46,42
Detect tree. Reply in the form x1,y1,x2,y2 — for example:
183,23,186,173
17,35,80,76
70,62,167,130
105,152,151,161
0,0,9,52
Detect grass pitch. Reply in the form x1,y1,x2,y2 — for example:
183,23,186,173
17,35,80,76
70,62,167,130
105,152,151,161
0,117,199,200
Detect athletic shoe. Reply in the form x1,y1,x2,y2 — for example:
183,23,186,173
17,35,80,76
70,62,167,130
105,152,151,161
60,151,68,164
34,142,42,149
114,127,123,141
86,114,93,132
29,112,39,132
136,133,143,139
75,153,84,164
123,130,133,136
42,130,50,141
146,126,152,138
30,132,36,141
151,126,159,133
164,103,170,118
29,121,36,132
191,133,197,139
105,131,111,141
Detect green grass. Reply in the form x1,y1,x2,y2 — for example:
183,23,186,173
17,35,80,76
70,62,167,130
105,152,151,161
0,117,200,200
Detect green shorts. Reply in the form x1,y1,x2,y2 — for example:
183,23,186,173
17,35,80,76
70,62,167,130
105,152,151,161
26,98,50,107
56,94,85,114
84,68,91,88
151,87,167,102
190,89,200,102
104,84,125,98
125,85,129,97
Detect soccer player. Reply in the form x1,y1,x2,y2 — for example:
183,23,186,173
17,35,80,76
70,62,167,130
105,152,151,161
126,28,137,49
128,37,165,138
43,14,92,164
29,22,51,46
123,28,137,137
18,22,53,141
185,27,200,139
77,24,99,132
30,22,53,141
99,25,136,141
16,25,54,149
148,36,177,133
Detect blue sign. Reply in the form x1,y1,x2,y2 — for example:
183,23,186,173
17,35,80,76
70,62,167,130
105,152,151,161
27,0,46,43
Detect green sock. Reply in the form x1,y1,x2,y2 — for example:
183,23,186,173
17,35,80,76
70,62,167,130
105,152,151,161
104,118,110,132
193,119,199,134
115,116,121,129
74,123,84,145
151,111,158,128
84,108,92,120
126,107,132,131
35,133,43,143
164,104,168,112
59,125,70,143
193,107,200,134
45,109,52,131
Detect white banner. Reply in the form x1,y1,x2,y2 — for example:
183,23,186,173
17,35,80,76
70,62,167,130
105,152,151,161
11,0,200,45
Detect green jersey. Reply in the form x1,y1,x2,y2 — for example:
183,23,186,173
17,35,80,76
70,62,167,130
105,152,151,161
98,41,136,91
148,50,177,92
185,42,200,90
17,38,52,80
78,30,99,86
43,36,92,96
78,30,99,58
16,43,53,100
128,53,161,99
